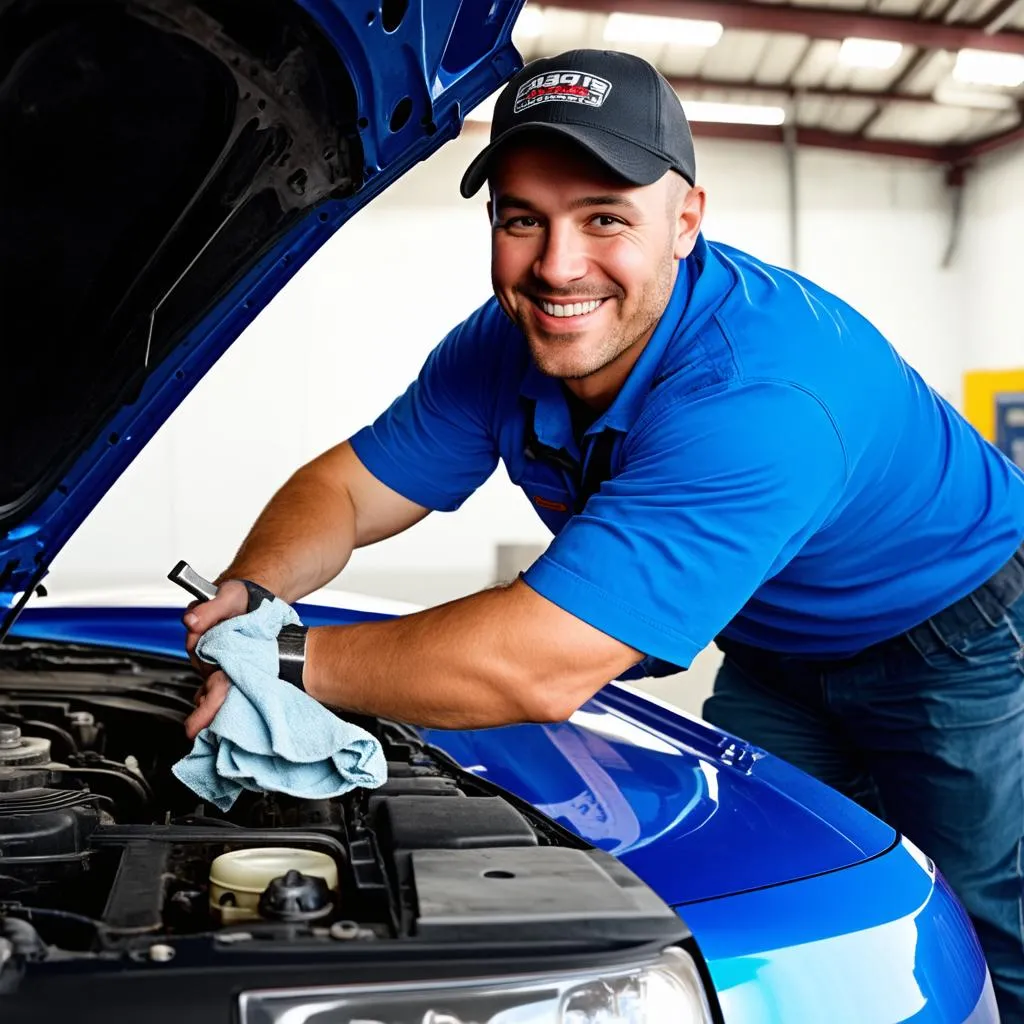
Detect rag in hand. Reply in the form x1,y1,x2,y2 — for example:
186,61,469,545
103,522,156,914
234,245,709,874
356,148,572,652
172,597,387,812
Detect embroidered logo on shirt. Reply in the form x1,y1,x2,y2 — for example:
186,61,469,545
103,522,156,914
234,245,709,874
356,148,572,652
533,494,569,512
513,71,613,114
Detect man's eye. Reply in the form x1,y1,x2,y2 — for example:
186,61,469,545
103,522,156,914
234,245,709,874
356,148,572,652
591,214,622,228
502,215,539,229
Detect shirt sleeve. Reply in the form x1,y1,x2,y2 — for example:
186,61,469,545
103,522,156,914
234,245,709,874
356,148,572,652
349,302,506,511
521,380,848,667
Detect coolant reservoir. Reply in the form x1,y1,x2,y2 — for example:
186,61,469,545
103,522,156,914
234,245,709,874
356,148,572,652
209,847,338,925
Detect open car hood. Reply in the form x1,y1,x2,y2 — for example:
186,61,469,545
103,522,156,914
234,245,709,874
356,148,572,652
0,0,524,637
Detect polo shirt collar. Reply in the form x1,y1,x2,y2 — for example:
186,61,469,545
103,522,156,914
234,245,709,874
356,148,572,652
519,353,577,458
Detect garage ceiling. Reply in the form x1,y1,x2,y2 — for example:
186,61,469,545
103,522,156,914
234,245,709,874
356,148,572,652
506,0,1024,164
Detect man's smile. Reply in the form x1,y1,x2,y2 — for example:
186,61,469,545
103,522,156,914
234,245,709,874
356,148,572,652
526,294,610,329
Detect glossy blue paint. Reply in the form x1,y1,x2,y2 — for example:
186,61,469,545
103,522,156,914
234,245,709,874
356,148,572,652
12,603,895,906
420,686,897,905
8,602,996,1021
0,0,525,622
0,4,996,1013
683,838,997,1023
8,603,391,656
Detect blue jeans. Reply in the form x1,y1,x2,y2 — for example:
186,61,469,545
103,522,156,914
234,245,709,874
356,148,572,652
703,549,1024,1023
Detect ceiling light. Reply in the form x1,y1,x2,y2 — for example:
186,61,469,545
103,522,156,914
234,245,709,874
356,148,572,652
604,12,723,47
953,48,1024,88
513,4,545,39
681,99,786,125
933,79,1017,111
837,37,903,70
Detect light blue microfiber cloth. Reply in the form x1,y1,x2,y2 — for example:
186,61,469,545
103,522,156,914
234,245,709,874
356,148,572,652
172,597,387,812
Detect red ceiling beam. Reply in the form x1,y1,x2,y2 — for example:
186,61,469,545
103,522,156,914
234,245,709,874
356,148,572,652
544,0,1024,54
667,73,942,106
983,0,1024,33
689,120,955,160
689,118,1024,163
854,47,935,137
465,114,1024,163
957,119,1024,157
463,97,1024,164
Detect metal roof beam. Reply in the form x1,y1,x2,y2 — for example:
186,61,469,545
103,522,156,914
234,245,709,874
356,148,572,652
854,48,935,136
957,119,1024,156
689,121,955,159
463,111,1024,163
544,0,1024,54
668,74,945,106
688,118,1024,163
984,0,1024,33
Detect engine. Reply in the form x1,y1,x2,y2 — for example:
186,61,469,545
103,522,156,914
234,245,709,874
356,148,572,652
0,647,574,957
0,724,108,895
0,639,707,1024
0,637,697,1024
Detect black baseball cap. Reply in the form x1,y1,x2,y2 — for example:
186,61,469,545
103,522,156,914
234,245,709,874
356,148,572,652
460,49,696,198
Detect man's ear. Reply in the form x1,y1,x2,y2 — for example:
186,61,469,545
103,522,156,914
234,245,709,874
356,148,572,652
673,183,707,260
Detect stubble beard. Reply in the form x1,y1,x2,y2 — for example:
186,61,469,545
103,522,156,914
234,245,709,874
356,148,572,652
520,251,677,382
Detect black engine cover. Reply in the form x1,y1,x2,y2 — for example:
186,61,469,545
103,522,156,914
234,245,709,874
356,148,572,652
0,789,101,886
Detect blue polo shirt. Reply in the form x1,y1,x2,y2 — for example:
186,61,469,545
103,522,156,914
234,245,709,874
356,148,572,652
350,235,1024,669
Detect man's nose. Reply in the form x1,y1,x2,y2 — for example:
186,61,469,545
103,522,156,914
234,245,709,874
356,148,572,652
533,222,587,288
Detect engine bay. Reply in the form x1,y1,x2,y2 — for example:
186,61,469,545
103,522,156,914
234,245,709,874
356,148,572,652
0,638,686,990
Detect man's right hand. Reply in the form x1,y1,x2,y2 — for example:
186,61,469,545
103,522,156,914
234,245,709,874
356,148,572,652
182,579,250,678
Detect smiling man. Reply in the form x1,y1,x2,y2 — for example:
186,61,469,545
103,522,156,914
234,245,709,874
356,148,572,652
487,152,685,397
184,50,1024,1018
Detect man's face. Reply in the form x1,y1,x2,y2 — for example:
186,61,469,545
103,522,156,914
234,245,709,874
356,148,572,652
488,139,703,392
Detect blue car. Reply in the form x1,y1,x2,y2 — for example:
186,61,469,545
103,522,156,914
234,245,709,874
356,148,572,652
0,1,999,1021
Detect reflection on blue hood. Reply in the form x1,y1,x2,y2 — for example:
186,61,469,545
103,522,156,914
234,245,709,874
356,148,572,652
423,682,897,905
9,600,899,903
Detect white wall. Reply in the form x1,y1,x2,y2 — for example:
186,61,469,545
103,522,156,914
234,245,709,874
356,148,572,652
683,141,965,404
960,143,1024,370
46,133,971,712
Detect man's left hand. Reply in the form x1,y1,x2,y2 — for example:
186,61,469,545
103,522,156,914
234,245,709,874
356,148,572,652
185,669,230,739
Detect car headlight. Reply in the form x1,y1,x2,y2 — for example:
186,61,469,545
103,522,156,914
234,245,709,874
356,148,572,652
238,946,713,1024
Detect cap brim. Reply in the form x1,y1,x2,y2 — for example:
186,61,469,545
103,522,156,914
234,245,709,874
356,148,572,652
459,122,673,199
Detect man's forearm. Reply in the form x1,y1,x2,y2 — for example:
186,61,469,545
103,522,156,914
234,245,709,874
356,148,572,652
183,572,640,740
215,442,428,606
218,461,356,604
302,580,641,729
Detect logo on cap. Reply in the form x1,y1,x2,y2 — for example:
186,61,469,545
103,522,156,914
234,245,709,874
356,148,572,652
513,70,612,114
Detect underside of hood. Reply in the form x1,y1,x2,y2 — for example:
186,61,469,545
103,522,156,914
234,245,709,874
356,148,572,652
0,0,523,635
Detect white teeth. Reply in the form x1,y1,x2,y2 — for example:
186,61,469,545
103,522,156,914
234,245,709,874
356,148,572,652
540,299,602,317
